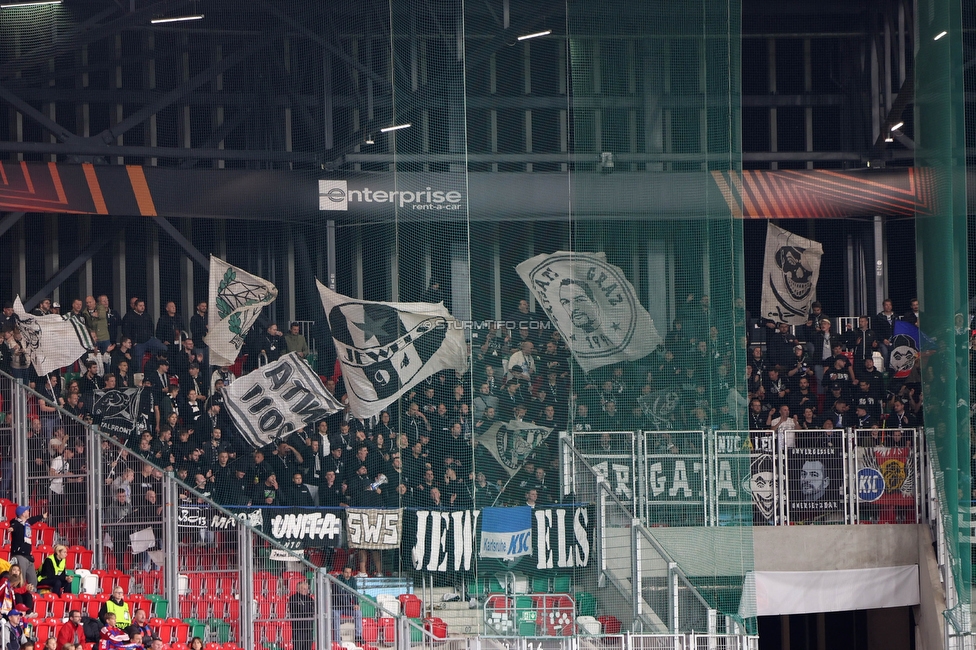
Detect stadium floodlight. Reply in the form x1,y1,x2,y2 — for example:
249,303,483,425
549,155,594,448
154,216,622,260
934,31,947,40
151,14,204,24
517,30,552,41
0,0,62,7
380,124,411,133
890,122,904,131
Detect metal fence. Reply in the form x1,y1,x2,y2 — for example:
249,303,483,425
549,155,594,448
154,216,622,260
0,370,761,647
567,427,923,528
559,435,730,635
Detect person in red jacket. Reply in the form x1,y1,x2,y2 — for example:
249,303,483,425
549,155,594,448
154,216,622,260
56,610,84,648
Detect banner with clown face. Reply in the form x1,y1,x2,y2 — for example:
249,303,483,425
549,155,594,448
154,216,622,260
760,223,824,326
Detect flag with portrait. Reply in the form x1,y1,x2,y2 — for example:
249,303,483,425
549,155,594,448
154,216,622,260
206,256,278,368
760,223,823,326
516,252,660,373
317,281,468,420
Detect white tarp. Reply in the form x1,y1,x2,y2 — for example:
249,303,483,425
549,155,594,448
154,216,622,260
739,565,919,617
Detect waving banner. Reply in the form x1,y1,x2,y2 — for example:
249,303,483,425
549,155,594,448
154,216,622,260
206,256,278,367
90,387,143,439
760,223,823,325
13,297,93,376
516,252,660,372
477,420,552,477
224,352,343,448
317,281,468,419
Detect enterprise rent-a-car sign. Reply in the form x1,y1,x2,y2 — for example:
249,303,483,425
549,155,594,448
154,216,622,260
319,179,463,211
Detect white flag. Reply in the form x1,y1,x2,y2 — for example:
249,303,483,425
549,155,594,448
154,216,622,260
760,223,823,326
224,352,343,448
316,281,468,420
205,256,278,367
13,297,93,376
477,420,552,477
516,252,660,373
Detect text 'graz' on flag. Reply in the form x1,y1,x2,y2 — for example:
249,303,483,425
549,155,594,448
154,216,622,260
516,252,660,373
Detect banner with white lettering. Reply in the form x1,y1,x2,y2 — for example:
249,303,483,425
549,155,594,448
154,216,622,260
346,508,402,549
787,447,843,522
224,352,344,448
265,507,344,550
409,506,592,573
642,431,706,526
516,252,661,372
91,387,143,439
479,507,532,560
179,506,263,531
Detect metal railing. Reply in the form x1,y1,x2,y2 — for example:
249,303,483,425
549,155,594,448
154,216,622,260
0,369,762,647
566,427,923,528
559,433,735,635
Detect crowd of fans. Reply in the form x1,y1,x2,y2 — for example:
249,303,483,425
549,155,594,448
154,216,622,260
0,289,932,574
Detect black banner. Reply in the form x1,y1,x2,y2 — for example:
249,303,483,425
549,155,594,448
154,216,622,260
787,447,843,522
178,505,263,530
409,505,593,573
91,388,143,439
264,507,343,550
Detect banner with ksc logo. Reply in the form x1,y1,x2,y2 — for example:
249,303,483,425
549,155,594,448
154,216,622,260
480,507,532,560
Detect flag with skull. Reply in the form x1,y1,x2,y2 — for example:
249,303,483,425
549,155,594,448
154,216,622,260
760,223,823,326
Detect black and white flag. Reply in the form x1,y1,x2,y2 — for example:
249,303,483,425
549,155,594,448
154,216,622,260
516,252,660,373
13,297,94,376
761,223,823,326
91,388,143,439
206,256,278,367
317,281,468,419
224,352,343,448
477,420,552,477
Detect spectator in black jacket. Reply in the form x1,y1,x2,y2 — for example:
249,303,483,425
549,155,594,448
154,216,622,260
283,472,315,507
121,300,166,372
9,505,46,587
154,302,184,351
